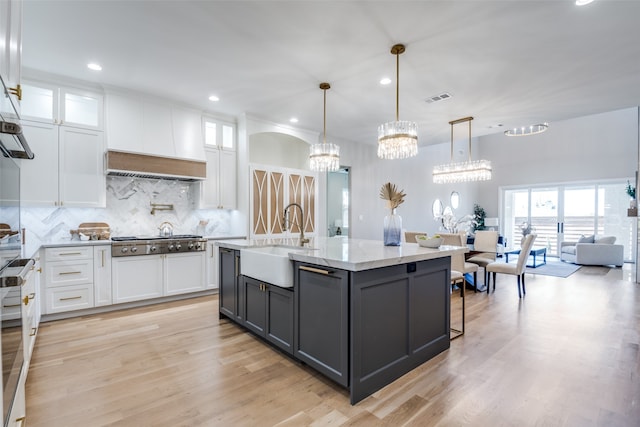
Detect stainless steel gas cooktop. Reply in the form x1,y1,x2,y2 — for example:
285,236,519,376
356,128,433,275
111,235,206,257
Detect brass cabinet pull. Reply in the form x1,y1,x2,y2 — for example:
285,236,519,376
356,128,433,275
8,84,22,100
210,244,215,257
59,296,82,301
30,327,37,336
59,271,82,275
16,416,26,426
59,252,82,256
101,249,105,267
299,265,332,275
23,296,29,305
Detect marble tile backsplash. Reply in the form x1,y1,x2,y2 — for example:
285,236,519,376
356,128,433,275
21,176,245,247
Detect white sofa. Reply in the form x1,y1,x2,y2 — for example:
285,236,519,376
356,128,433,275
560,235,623,267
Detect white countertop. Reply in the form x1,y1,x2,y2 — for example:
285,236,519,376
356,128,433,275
217,236,467,272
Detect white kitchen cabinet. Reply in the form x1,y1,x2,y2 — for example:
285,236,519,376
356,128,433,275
23,256,40,372
112,255,164,304
20,120,105,207
105,92,205,160
93,246,112,307
205,239,219,290
112,252,206,304
0,0,22,109
199,148,237,209
43,246,95,314
20,81,103,130
164,252,206,295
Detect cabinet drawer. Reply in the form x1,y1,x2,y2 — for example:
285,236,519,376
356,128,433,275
46,260,93,287
46,284,94,313
45,246,93,261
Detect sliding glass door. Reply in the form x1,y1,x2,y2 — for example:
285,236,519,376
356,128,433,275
503,181,635,261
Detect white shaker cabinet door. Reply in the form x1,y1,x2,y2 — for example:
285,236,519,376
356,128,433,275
164,252,206,296
94,246,112,306
59,126,105,207
19,121,59,206
112,255,164,304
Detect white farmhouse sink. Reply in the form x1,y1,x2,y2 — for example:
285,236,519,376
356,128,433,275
240,246,312,288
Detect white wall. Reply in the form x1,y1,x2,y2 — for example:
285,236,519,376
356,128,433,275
475,107,639,213
341,107,638,241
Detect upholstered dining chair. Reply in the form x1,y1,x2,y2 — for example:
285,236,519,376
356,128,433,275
486,233,537,298
450,247,466,340
466,230,499,291
404,231,426,243
440,232,478,292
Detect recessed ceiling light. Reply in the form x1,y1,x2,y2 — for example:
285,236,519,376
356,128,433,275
289,117,298,123
87,63,102,71
208,95,219,102
380,77,392,85
575,0,594,5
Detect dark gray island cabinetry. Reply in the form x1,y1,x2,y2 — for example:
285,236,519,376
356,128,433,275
217,237,464,405
294,256,451,404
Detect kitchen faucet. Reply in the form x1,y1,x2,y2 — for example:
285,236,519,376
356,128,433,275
283,203,309,246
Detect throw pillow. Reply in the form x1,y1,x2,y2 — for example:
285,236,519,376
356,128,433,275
578,234,595,243
594,235,616,244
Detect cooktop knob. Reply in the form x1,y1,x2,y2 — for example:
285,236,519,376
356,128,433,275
131,247,138,253
175,243,182,250
150,245,157,252
121,247,128,253
188,242,194,250
168,244,175,251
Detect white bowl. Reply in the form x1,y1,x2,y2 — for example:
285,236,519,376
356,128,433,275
416,236,443,248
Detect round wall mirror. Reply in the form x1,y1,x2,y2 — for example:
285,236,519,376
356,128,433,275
450,191,460,209
432,199,443,218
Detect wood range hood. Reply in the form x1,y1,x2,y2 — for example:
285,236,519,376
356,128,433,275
105,150,206,181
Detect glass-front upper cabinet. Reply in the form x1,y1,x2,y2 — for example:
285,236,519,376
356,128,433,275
204,116,235,151
20,81,103,130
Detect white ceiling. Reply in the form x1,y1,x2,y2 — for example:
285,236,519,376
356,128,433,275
21,0,640,147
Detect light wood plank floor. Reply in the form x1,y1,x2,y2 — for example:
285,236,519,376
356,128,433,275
26,264,639,426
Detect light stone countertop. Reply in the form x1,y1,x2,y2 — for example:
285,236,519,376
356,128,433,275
217,236,467,272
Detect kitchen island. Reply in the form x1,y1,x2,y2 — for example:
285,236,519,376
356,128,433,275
217,237,466,404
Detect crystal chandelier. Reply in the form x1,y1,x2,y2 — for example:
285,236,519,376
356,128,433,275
309,82,340,172
433,116,492,184
504,123,548,137
377,44,418,160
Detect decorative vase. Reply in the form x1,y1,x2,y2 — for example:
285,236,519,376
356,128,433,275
384,208,402,246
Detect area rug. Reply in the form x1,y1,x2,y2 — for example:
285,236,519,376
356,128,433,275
524,261,581,278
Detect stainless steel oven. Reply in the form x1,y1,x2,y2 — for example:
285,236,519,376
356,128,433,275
0,148,25,426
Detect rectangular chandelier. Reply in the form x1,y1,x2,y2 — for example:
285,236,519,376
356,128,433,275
433,159,492,184
433,116,492,184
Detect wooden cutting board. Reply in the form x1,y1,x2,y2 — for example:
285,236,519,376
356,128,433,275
72,222,111,240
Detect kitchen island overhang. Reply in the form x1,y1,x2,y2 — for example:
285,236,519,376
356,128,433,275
217,237,467,404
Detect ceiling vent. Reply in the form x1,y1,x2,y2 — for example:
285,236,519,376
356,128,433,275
425,92,452,104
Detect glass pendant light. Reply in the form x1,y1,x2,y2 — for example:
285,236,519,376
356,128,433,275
309,82,340,172
433,116,492,183
377,44,418,160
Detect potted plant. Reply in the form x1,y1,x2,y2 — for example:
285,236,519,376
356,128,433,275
626,180,636,209
472,204,486,233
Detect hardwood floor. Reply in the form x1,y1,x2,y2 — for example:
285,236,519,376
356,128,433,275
26,264,639,426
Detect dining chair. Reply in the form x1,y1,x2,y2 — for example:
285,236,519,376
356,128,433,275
486,233,537,298
440,232,479,292
450,248,466,340
404,231,426,243
466,230,499,291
